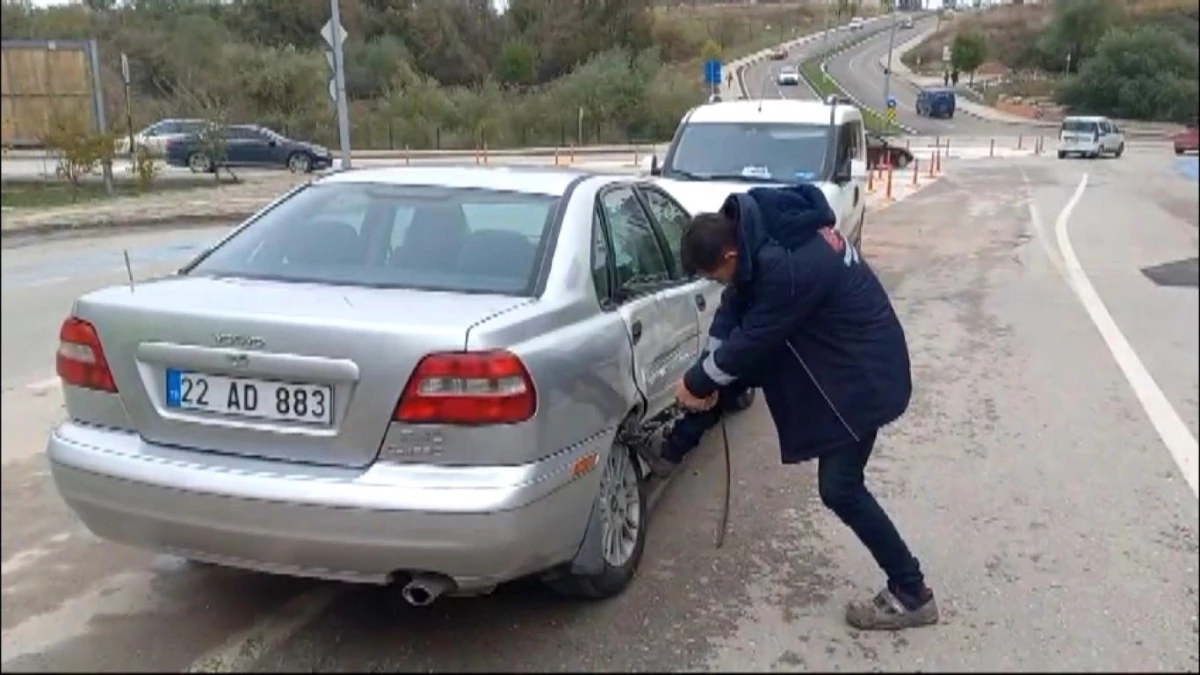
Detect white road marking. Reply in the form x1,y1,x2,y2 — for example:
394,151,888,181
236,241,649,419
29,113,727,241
26,376,62,393
184,585,345,673
1022,170,1067,279
1055,173,1200,497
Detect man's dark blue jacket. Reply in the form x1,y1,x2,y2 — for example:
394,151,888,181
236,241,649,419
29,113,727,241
682,184,912,463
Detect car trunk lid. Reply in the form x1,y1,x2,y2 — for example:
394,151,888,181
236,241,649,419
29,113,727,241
72,275,527,468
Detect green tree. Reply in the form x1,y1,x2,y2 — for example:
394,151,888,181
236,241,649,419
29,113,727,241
950,31,987,84
1055,25,1199,122
495,39,537,88
1038,0,1123,74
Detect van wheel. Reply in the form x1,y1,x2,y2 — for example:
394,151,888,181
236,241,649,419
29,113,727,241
545,444,647,600
1114,143,1124,158
1057,151,1066,159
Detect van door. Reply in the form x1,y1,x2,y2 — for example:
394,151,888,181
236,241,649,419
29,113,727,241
598,186,683,417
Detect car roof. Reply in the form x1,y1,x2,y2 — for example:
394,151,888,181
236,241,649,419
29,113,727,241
316,165,599,197
920,87,954,94
1063,115,1108,122
685,99,862,126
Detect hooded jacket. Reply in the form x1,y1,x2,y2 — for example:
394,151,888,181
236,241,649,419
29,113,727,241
682,183,913,462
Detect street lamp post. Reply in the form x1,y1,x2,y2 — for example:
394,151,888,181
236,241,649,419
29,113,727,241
881,3,898,117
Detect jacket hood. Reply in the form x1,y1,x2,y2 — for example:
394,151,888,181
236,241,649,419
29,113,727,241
720,183,837,284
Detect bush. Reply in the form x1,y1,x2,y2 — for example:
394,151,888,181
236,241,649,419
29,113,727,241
1055,25,1199,121
41,111,116,201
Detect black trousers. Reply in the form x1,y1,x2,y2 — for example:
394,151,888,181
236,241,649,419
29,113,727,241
818,430,925,596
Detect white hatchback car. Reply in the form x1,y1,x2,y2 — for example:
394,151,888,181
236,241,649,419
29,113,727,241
777,65,800,86
1057,116,1125,159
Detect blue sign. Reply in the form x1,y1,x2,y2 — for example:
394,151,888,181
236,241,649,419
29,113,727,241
886,96,898,109
704,59,722,85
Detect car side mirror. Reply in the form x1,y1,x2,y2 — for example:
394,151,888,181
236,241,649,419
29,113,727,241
268,139,278,147
649,155,662,177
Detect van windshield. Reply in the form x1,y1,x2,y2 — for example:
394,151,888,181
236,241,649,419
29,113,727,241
665,122,830,183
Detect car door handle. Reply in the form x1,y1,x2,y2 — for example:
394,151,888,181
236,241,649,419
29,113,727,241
630,320,643,344
694,294,707,311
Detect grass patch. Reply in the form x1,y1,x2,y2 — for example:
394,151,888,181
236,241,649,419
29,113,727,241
1,178,220,210
799,46,901,135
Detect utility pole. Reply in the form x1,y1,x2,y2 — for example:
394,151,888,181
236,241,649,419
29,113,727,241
881,1,898,113
327,0,352,169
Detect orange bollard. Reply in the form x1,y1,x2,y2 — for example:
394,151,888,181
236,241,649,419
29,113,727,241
989,138,995,158
946,138,951,157
928,151,936,177
885,164,894,201
867,165,876,193
1017,135,1023,150
553,146,560,166
912,158,919,186
404,144,411,166
905,138,911,151
483,142,489,164
569,144,576,164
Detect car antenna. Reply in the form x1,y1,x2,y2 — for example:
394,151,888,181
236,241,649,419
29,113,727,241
123,249,136,293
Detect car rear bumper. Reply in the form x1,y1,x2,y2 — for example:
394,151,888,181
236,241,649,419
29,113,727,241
1059,140,1101,154
47,421,606,591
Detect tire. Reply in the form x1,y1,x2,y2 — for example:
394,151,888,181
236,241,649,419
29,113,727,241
1176,147,1184,155
187,152,212,173
1114,143,1124,158
1057,151,1066,159
287,152,313,173
545,444,647,600
727,388,757,412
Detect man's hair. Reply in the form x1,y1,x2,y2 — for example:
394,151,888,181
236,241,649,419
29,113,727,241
681,212,738,276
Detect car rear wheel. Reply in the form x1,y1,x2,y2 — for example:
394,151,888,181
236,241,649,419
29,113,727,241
1176,147,1184,155
1114,143,1124,158
287,152,312,173
1057,151,1066,159
187,152,212,173
545,444,647,600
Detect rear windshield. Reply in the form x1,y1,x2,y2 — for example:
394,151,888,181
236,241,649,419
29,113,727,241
1061,120,1099,133
185,183,560,295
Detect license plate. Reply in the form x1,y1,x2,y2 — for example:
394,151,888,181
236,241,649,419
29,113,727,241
165,370,333,426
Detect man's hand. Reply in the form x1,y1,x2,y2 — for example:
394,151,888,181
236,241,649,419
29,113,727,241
676,380,718,411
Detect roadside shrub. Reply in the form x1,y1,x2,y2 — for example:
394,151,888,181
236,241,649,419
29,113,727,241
41,111,116,202
131,145,160,192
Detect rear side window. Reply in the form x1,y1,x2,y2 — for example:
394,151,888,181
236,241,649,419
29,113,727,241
186,183,561,296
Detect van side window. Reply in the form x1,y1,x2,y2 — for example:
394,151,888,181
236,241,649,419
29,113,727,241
837,121,864,167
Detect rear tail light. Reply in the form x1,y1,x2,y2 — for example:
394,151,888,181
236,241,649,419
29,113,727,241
395,350,536,425
56,316,117,392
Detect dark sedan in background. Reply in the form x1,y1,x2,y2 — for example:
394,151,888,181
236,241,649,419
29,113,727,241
165,124,333,174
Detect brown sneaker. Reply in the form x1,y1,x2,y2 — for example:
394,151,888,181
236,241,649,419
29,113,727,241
845,587,939,631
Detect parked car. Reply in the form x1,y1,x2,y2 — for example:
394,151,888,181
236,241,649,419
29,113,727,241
915,87,956,119
46,166,757,606
1057,116,1125,159
1172,124,1199,155
644,98,869,251
115,118,207,157
165,124,333,173
865,132,913,169
848,16,866,30
900,16,914,29
769,47,788,60
777,65,800,86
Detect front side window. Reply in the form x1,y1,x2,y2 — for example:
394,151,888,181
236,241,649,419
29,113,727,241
639,186,690,277
599,187,670,288
665,122,830,183
186,183,561,295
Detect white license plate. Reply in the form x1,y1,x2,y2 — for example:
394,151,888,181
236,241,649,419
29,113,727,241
165,370,333,426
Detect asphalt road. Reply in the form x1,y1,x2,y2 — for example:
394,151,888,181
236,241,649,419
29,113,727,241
824,19,1050,137
3,146,1198,671
739,18,894,102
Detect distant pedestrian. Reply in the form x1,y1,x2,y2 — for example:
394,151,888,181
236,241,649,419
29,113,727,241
951,70,959,86
942,71,950,86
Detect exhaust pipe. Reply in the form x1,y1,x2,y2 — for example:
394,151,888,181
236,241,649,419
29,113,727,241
400,573,456,607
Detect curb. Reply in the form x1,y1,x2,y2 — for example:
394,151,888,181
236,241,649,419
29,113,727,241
0,211,253,242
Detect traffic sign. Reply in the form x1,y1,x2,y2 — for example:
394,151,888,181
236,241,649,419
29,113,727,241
942,45,951,62
886,95,897,109
886,107,897,124
320,19,348,49
704,59,722,86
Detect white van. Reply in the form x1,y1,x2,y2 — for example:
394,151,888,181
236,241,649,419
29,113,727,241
1057,116,1125,159
643,97,869,250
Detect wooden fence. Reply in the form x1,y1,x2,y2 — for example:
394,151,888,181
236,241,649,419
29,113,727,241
1,40,98,148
